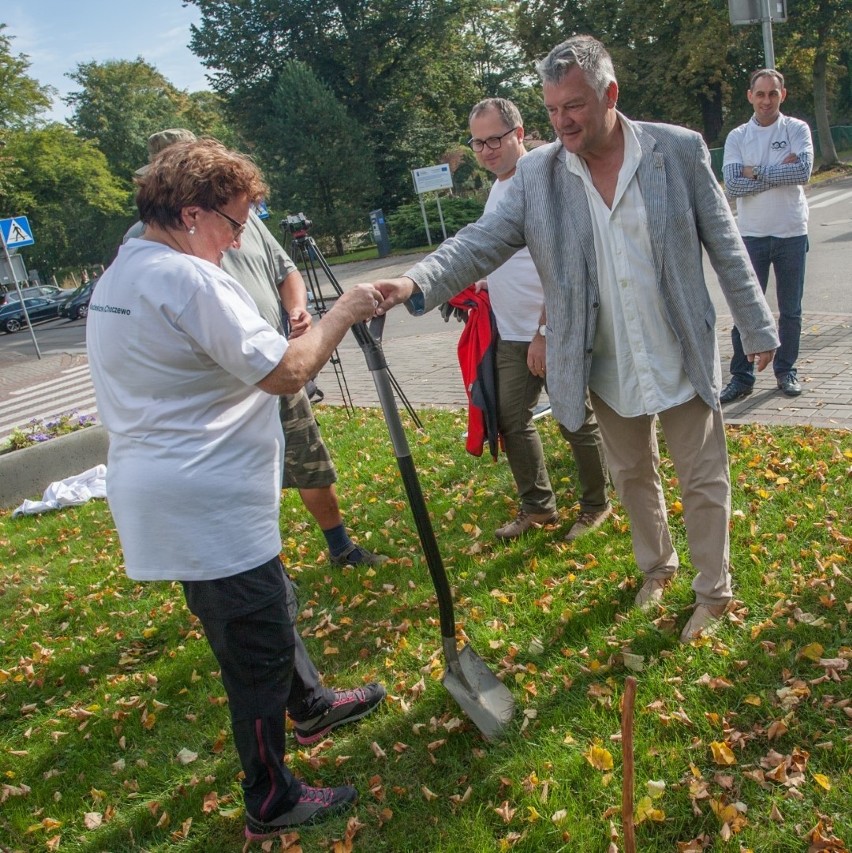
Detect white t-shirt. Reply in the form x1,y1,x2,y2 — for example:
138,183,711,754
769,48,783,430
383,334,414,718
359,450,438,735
723,114,811,237
484,172,545,341
87,239,288,581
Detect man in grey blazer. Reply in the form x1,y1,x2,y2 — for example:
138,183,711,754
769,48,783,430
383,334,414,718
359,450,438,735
373,35,779,643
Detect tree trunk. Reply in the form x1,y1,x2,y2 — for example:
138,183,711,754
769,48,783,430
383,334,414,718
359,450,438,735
699,81,724,145
813,51,839,167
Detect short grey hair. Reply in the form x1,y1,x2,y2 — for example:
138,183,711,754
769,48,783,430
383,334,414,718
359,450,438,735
749,68,784,90
468,97,523,130
536,35,616,98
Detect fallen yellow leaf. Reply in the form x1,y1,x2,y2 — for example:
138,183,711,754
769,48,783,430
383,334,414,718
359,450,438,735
710,741,737,766
812,772,831,791
583,744,614,771
799,642,824,662
635,796,666,824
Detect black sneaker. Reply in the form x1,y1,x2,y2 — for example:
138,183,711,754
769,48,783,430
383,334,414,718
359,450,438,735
777,373,802,396
294,683,386,745
329,543,390,567
719,380,752,404
244,783,357,839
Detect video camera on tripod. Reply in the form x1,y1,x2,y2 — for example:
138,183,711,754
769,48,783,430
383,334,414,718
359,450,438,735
282,213,313,236
280,210,422,428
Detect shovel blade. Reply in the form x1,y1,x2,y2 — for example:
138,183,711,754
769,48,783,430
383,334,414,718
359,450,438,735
442,644,515,741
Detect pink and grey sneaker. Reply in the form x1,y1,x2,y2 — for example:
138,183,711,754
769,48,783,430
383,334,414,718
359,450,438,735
293,682,386,746
244,783,358,839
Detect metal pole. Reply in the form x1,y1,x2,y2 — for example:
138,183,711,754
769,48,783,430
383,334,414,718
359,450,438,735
418,194,433,247
0,236,41,358
761,0,776,69
413,171,433,247
435,194,448,241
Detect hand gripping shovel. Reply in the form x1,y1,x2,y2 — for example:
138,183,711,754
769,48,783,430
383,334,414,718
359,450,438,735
352,315,515,741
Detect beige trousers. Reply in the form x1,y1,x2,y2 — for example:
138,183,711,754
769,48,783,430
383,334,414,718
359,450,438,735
590,393,732,606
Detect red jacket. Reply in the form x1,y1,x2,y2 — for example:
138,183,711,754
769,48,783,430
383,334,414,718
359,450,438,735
448,286,500,460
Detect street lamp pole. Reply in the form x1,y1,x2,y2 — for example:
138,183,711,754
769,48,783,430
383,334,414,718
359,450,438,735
761,0,776,68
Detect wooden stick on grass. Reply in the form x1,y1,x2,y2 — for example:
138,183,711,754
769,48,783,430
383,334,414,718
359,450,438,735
621,675,637,853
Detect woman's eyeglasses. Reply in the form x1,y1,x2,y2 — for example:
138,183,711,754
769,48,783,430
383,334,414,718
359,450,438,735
212,208,247,238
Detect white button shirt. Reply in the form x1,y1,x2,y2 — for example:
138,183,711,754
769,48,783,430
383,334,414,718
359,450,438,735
565,117,695,417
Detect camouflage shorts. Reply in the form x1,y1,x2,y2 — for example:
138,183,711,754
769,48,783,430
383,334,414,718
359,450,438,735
280,386,337,489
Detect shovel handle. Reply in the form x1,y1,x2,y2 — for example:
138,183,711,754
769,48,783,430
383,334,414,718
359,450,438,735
392,439,459,644
351,323,460,645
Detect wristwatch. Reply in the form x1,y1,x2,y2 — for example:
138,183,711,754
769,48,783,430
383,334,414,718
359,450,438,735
538,324,547,338
752,165,762,180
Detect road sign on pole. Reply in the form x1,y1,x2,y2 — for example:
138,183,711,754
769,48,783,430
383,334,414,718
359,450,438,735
0,216,35,249
728,0,787,24
412,164,453,194
0,216,41,358
728,0,787,68
411,165,453,246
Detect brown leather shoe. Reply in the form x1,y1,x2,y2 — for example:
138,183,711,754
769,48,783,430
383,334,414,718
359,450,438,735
565,506,613,541
495,509,559,540
634,575,674,611
680,603,730,643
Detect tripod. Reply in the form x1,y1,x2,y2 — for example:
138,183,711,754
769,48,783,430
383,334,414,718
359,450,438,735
282,215,422,428
283,216,512,739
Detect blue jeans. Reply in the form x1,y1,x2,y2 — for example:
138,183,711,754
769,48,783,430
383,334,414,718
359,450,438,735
729,234,808,386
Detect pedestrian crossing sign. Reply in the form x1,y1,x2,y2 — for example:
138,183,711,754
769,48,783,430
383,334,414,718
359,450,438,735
0,216,35,248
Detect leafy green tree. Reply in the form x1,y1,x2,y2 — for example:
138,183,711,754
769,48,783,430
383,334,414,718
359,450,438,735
773,0,850,166
0,124,128,277
180,90,244,149
256,61,378,255
187,0,482,206
514,0,757,144
65,59,190,184
0,24,53,130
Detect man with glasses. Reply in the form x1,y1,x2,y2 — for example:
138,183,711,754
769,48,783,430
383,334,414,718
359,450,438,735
467,98,610,541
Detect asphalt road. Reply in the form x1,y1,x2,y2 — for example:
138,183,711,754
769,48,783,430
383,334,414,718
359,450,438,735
2,174,850,361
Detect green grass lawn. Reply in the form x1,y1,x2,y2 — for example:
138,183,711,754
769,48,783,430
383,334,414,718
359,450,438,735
1,410,849,852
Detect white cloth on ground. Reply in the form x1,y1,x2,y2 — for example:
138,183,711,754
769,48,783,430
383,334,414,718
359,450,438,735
13,464,107,516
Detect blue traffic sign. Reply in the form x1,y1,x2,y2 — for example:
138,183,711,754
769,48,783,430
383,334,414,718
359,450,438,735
0,216,35,248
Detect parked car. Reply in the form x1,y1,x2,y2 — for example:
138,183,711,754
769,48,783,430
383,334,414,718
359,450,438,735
0,296,64,333
60,279,97,321
3,285,66,302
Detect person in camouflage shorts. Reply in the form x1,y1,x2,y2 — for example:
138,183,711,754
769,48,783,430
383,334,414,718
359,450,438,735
222,212,389,567
279,387,334,489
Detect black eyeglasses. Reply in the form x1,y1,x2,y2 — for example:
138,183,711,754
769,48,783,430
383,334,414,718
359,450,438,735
212,207,247,238
467,126,518,152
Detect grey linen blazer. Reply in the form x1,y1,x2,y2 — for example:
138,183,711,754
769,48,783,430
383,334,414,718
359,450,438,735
404,119,779,432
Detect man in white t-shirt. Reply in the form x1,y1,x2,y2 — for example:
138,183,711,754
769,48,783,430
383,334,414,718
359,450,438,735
468,98,610,541
721,68,813,401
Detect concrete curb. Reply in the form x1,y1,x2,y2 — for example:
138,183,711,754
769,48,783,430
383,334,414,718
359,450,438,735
0,425,109,509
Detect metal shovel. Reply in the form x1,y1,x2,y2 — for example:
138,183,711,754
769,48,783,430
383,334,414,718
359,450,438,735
352,316,515,741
